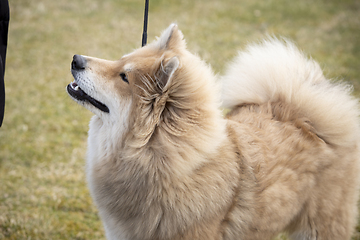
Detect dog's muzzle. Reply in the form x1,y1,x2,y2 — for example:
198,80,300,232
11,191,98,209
67,55,110,113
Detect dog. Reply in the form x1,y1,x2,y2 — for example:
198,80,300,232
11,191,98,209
67,24,360,240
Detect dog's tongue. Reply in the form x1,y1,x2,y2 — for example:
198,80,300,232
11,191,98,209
70,81,80,91
68,81,87,100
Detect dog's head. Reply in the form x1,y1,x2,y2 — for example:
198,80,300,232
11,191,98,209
67,24,221,147
67,23,184,115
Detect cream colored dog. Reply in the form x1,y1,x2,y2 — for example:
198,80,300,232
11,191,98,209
67,24,360,240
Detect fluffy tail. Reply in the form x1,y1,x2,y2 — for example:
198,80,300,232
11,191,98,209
221,38,360,147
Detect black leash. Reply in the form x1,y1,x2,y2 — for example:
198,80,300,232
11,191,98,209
141,0,149,47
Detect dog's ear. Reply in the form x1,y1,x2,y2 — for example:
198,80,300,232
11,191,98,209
157,56,179,92
158,24,185,51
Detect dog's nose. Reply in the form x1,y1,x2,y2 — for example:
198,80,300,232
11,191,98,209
72,54,87,70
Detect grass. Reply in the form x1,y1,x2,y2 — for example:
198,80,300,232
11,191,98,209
1,0,360,239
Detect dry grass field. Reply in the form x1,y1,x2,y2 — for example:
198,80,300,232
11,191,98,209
1,0,360,239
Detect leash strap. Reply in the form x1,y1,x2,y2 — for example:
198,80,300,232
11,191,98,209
142,0,149,47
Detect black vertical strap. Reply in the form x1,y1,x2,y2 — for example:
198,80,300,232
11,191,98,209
142,0,149,47
0,0,9,127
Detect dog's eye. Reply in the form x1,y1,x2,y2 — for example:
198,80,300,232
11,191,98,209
120,73,128,83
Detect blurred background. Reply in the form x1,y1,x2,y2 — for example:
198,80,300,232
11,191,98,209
0,0,359,239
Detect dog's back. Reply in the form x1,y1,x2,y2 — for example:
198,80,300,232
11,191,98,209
221,39,360,239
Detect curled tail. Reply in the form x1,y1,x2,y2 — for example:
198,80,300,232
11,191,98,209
221,38,360,147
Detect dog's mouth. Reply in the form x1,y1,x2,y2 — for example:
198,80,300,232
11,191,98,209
67,82,110,113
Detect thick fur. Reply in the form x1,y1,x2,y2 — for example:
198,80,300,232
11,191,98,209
68,24,360,240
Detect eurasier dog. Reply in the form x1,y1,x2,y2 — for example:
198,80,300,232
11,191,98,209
67,24,360,240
